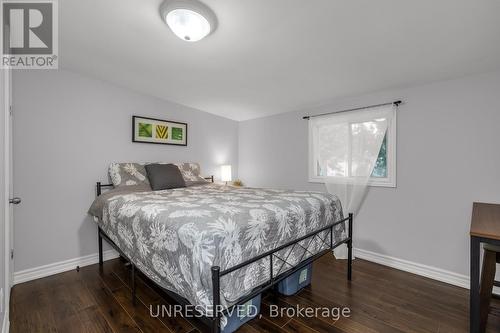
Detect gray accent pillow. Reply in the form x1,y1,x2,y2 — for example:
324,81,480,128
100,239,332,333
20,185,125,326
145,163,186,190
109,163,150,188
174,162,210,186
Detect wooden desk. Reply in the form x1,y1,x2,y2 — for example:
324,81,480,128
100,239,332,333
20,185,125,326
470,202,500,333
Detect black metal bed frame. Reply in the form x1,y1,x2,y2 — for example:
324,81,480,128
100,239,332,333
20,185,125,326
95,179,353,333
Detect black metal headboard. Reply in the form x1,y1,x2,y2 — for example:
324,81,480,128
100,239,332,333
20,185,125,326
96,176,214,197
96,182,114,196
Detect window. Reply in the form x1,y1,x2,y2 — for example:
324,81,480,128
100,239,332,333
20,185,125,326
308,104,396,187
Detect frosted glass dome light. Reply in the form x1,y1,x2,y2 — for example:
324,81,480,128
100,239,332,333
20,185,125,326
160,0,217,42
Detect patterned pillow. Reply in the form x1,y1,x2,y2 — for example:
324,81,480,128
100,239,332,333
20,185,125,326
174,162,210,186
109,163,150,187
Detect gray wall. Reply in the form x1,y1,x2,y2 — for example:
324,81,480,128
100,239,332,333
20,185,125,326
11,67,500,281
12,69,239,272
239,71,500,277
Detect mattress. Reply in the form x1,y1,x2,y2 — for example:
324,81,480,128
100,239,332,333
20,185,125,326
88,183,345,314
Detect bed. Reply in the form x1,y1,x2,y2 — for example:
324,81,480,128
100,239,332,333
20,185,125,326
89,162,353,333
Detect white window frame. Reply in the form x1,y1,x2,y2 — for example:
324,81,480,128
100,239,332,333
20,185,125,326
308,108,397,188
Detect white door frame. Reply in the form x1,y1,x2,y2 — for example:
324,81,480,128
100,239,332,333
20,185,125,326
4,68,12,286
1,5,13,331
2,66,12,332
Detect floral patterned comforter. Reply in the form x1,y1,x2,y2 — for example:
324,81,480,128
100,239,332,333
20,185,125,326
89,183,345,313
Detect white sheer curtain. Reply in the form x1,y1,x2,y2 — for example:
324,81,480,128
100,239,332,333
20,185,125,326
309,104,396,259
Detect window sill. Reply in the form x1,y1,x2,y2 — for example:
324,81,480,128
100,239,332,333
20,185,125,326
308,178,396,188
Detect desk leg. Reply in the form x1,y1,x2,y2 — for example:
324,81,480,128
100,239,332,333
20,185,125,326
470,236,480,333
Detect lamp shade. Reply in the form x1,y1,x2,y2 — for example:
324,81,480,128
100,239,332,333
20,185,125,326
221,165,232,182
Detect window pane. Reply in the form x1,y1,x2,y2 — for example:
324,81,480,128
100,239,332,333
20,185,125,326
317,124,348,177
351,121,387,178
309,104,395,187
371,134,387,178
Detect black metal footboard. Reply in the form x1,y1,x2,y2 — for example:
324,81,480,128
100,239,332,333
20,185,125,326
209,213,353,332
95,181,353,333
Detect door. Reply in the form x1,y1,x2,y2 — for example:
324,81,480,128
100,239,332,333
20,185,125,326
1,66,14,322
5,67,14,290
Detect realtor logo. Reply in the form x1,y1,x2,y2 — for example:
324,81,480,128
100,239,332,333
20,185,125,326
1,0,58,69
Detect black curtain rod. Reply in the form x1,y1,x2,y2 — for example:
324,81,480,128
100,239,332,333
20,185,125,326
302,100,402,120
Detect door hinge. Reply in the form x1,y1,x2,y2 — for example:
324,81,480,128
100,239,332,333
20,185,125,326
10,249,14,259
9,105,13,116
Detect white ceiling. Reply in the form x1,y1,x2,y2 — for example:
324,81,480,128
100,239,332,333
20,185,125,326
60,0,500,121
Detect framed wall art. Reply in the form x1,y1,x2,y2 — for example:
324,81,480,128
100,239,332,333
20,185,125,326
132,116,187,146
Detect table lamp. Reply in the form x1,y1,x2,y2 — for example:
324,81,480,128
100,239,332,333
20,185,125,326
221,165,232,185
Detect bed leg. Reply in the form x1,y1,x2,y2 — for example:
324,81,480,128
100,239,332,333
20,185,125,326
98,229,103,267
131,264,137,306
347,213,353,281
211,266,221,333
211,317,220,333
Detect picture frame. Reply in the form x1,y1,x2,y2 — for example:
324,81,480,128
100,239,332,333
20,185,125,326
132,116,187,146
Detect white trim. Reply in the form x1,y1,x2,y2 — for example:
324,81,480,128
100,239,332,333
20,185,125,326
309,177,396,188
2,63,12,333
13,247,474,288
13,250,119,285
1,310,8,333
354,248,470,288
355,248,500,295
8,246,496,292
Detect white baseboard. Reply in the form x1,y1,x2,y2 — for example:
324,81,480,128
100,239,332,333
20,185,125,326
13,250,119,285
9,246,494,294
355,248,500,294
354,248,470,289
1,311,8,333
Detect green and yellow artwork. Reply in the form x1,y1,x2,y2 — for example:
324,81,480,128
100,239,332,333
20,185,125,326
138,123,152,138
156,125,168,139
171,127,183,140
133,116,187,146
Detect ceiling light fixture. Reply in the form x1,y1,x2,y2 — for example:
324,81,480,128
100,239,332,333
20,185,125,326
160,0,217,42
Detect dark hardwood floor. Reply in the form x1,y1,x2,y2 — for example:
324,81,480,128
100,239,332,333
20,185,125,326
10,255,500,332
